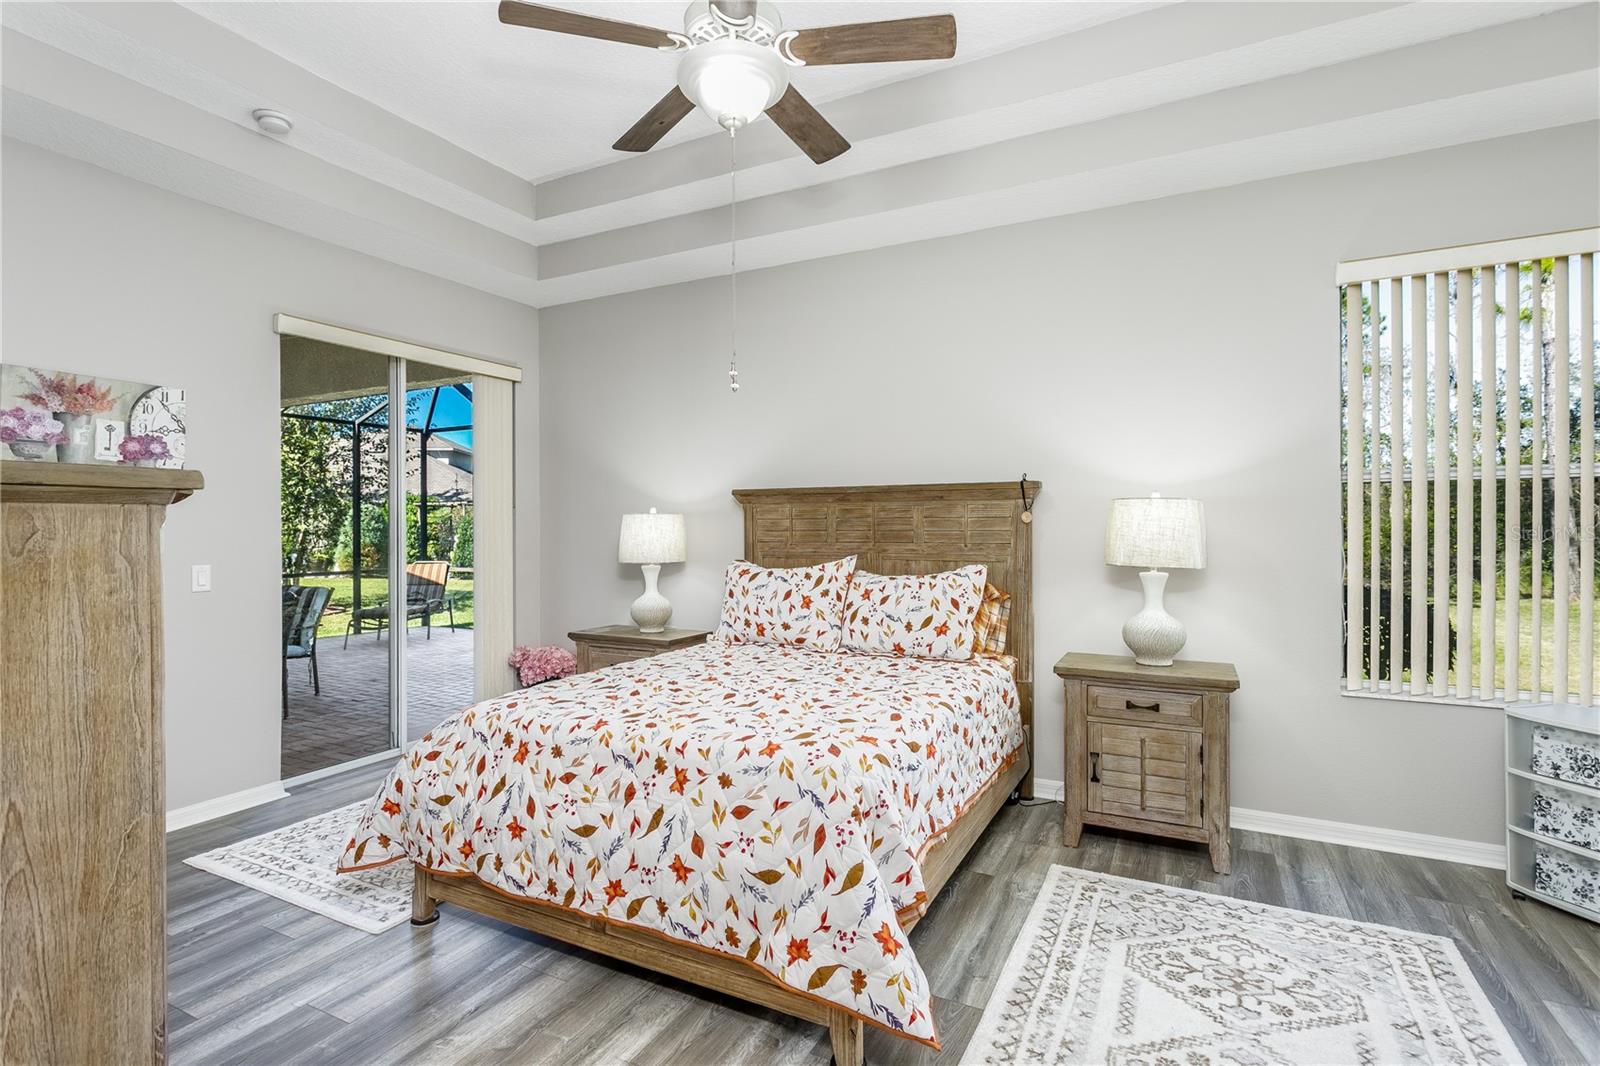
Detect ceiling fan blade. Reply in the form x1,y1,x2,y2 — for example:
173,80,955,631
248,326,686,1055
784,15,956,66
497,1,677,49
765,86,850,165
613,87,696,152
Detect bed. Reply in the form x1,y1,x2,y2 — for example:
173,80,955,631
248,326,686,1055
338,481,1038,1064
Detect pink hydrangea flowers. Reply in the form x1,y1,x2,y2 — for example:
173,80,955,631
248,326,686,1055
118,434,172,462
22,371,115,416
0,407,67,444
508,644,577,687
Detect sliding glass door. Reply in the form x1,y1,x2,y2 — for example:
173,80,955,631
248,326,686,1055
277,317,519,783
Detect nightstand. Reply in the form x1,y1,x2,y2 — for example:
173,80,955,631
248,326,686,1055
569,625,710,673
1055,652,1239,873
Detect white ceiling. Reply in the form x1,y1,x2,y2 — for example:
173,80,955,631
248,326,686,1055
3,2,1595,308
185,1,1143,181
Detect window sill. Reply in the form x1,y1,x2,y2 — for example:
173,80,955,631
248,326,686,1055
1340,685,1506,710
1344,681,1593,704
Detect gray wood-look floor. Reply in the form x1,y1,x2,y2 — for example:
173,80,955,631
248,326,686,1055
168,765,1600,1065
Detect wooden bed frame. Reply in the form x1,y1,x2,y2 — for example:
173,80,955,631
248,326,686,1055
412,481,1038,1065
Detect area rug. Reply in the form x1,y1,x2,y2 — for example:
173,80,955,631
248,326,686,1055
962,866,1521,1065
184,800,409,933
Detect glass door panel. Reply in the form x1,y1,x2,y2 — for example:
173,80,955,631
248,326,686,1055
401,360,477,745
279,339,398,779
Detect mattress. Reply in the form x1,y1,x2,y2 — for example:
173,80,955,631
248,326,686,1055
339,640,1025,1047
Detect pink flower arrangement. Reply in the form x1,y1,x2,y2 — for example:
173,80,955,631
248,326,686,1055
508,644,577,687
0,407,66,444
118,434,172,462
22,370,115,416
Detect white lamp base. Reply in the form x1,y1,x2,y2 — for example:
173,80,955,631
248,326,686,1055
630,563,672,633
1122,569,1186,667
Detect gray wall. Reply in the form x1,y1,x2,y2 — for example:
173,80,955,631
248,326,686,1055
1,140,541,812
539,122,1600,846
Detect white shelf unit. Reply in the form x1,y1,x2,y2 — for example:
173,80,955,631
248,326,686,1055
1505,702,1600,925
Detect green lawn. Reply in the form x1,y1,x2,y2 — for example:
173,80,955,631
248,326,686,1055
295,574,474,638
1464,596,1600,697
1387,596,1600,695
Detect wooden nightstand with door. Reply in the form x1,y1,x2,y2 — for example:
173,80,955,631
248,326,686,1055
1055,652,1239,873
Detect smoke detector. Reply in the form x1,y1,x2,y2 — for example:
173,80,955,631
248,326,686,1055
251,109,293,136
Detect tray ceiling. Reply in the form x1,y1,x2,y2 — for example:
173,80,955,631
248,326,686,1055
3,2,1594,308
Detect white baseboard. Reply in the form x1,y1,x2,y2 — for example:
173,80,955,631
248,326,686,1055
166,781,289,833
1229,807,1505,869
1033,776,1067,803
1028,778,1505,870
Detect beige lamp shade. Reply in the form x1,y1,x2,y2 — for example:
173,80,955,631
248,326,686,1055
619,508,687,564
1105,495,1206,570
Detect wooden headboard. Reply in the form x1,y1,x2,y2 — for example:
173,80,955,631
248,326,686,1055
731,481,1040,798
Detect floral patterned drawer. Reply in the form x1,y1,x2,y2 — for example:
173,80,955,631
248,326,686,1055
1533,847,1600,912
1532,786,1600,851
1530,725,1600,789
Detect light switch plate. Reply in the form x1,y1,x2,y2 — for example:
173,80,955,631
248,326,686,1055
191,564,212,592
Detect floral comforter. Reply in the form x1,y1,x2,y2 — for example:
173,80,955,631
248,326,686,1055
338,640,1024,1047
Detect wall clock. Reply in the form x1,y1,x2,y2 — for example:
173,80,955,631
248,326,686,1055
128,386,186,469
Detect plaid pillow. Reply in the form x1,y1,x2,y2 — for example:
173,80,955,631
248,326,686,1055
972,582,1011,656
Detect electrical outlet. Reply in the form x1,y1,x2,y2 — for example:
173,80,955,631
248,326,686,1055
191,564,212,592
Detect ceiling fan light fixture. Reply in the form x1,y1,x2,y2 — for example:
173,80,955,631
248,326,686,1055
677,39,788,131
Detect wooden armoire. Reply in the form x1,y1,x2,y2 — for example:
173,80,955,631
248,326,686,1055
1,461,202,1065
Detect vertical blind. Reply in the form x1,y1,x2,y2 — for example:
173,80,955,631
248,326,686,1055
472,374,516,702
1339,229,1599,705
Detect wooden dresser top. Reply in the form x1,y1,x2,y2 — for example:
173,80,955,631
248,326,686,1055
2,461,203,505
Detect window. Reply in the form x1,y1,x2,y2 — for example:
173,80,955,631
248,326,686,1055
1339,230,1599,706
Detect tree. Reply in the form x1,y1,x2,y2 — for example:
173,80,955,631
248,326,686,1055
280,416,347,572
282,389,441,573
452,509,474,568
431,510,457,561
334,502,389,573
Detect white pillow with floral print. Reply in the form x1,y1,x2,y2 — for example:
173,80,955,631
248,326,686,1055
841,564,988,661
712,556,857,650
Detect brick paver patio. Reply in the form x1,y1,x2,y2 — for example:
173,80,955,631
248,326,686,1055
282,626,475,779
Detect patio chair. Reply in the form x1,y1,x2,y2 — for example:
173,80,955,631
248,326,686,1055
282,584,332,718
344,561,453,647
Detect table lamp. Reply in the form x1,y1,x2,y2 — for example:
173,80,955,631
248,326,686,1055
1104,494,1206,666
619,507,687,632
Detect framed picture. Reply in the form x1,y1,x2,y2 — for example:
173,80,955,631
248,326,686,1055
0,364,186,468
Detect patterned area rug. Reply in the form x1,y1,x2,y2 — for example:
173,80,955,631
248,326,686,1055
963,866,1522,1065
184,801,410,933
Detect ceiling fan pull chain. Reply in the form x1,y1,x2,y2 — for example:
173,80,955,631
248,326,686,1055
728,127,740,394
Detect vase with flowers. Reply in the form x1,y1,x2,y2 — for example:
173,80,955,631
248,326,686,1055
118,434,172,468
0,406,68,460
21,370,116,464
508,644,578,689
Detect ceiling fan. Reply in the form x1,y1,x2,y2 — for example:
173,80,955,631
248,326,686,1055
497,0,958,164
